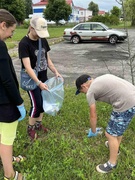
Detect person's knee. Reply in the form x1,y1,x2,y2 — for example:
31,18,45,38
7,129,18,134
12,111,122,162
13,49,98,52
105,131,113,140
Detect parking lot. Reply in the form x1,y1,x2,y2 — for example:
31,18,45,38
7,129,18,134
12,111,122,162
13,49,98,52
48,29,135,85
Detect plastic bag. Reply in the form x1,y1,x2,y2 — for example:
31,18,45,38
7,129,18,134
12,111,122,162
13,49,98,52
41,77,64,116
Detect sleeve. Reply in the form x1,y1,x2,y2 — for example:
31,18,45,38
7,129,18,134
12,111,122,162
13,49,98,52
18,41,30,59
86,90,96,106
0,41,23,105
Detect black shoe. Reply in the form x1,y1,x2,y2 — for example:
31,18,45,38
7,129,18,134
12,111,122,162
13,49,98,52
96,162,117,173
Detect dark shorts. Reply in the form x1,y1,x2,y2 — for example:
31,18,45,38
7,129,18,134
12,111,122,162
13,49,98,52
106,106,135,136
27,86,44,118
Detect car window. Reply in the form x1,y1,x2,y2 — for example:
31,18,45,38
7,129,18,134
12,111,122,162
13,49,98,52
92,24,105,31
74,24,90,30
74,24,81,30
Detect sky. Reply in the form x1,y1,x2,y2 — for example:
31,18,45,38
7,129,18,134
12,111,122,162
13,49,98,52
32,0,121,12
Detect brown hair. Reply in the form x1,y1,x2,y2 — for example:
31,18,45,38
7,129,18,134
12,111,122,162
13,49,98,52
0,9,16,27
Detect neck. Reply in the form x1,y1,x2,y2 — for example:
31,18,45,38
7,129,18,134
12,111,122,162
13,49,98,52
28,32,38,41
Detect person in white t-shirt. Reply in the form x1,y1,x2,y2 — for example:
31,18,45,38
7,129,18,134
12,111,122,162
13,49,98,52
75,74,135,173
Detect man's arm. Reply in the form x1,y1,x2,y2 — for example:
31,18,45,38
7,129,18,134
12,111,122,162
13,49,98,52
89,103,97,133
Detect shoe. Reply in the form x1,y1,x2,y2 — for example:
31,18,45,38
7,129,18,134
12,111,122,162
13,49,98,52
96,162,117,173
105,141,120,155
12,155,26,164
4,171,26,180
35,122,49,133
27,125,37,140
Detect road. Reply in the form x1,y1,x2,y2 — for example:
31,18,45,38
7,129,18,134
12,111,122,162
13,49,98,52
12,29,135,86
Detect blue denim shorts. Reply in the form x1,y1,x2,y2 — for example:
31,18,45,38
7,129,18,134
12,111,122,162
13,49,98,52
106,106,135,136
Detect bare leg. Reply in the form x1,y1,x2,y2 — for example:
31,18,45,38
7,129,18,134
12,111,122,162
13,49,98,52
117,136,122,147
36,113,43,122
0,143,14,178
105,131,122,165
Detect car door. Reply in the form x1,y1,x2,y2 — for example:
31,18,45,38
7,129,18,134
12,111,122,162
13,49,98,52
74,23,91,40
91,23,108,41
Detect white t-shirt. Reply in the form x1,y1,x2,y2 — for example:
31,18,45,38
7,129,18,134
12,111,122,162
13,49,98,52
87,74,135,112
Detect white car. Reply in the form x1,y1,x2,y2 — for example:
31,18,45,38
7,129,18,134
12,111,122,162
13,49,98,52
63,22,127,44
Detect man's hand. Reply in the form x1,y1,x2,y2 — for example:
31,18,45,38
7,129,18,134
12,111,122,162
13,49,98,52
17,104,26,121
87,127,103,137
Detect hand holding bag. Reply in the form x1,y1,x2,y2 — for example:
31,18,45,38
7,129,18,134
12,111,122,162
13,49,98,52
20,39,41,91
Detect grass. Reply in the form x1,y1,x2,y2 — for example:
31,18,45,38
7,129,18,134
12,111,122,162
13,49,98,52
1,87,135,179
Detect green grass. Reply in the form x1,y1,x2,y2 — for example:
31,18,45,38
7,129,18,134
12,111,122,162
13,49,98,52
1,87,135,179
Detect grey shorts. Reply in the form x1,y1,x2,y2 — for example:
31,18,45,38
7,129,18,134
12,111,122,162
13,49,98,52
106,106,135,136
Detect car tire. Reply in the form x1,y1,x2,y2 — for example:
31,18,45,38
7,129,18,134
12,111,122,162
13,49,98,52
72,36,80,44
109,35,118,44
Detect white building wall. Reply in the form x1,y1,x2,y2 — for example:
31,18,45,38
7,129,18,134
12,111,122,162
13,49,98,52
33,5,46,17
79,9,92,22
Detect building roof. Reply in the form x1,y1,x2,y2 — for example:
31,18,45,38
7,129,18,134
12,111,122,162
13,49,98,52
33,0,73,6
66,0,72,5
33,0,48,6
75,6,86,10
98,11,106,15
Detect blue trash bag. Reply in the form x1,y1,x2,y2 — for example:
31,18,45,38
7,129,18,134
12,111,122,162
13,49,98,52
41,77,64,116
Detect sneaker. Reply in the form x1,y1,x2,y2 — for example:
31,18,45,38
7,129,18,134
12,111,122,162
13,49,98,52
105,141,120,155
35,121,49,133
27,125,38,140
96,162,117,173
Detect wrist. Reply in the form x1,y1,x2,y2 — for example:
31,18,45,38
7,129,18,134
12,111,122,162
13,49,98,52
36,80,41,86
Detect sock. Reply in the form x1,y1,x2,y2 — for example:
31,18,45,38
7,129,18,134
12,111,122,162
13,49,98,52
108,161,116,167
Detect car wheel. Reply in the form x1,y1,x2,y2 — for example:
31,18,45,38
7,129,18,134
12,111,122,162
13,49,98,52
109,35,118,44
72,36,80,44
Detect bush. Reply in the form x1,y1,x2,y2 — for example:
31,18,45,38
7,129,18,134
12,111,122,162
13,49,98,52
89,14,120,25
109,15,119,25
22,19,30,29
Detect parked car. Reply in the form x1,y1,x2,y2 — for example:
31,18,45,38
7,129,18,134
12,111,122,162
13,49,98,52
47,20,56,25
47,20,66,25
63,22,127,44
58,19,66,25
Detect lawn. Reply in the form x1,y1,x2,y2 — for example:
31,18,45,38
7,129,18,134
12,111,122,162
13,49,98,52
0,87,135,179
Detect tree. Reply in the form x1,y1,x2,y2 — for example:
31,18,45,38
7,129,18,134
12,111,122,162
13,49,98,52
110,6,121,17
0,0,26,24
88,1,99,16
24,0,33,18
124,0,135,26
44,0,72,25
